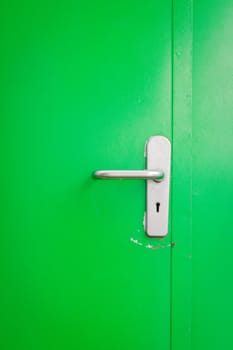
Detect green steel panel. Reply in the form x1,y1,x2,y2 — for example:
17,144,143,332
192,1,233,349
172,1,233,349
0,1,172,350
171,0,193,349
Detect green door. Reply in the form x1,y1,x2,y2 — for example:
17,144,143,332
2,1,231,350
0,1,173,350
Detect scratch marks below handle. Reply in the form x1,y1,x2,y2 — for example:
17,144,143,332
130,237,176,250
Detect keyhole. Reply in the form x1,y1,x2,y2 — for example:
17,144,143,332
156,202,160,213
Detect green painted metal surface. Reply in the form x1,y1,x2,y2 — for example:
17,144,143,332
172,1,233,349
191,0,233,349
2,1,231,349
171,0,193,349
0,1,173,349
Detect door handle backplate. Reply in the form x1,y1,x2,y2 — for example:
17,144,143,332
145,136,171,237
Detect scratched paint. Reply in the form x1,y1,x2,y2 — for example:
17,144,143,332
130,237,176,250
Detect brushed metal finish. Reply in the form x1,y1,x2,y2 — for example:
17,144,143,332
94,169,164,181
145,136,171,237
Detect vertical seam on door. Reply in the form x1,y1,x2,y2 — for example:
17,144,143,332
170,0,174,349
170,0,193,349
170,0,174,350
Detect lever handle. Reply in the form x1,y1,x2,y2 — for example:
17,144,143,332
94,169,164,182
92,136,171,237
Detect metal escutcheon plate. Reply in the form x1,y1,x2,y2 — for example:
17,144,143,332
145,136,171,237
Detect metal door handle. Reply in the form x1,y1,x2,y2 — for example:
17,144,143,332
94,169,164,182
93,136,171,237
